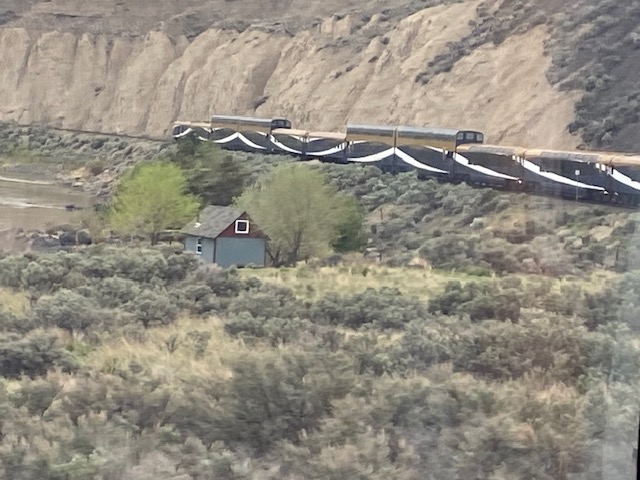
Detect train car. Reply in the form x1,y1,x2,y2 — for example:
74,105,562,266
521,149,608,201
607,154,640,205
394,127,488,183
210,115,291,133
457,144,547,191
172,121,212,141
448,145,520,188
306,131,348,162
396,126,481,153
209,115,292,152
345,124,408,172
456,145,525,179
268,129,349,161
269,128,309,156
393,145,451,179
455,145,611,197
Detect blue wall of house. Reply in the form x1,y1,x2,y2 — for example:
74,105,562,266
184,235,215,263
216,237,266,268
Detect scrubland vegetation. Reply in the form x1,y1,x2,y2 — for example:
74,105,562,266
2,132,640,478
545,0,640,150
0,240,639,479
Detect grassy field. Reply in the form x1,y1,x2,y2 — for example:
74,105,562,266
240,263,620,301
84,316,240,382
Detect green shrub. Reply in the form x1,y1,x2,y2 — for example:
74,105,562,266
125,289,178,328
310,288,428,329
34,289,101,334
0,330,78,378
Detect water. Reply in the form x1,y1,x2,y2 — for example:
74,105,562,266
0,176,94,232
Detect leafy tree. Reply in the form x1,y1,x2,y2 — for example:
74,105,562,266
110,162,199,245
174,131,201,158
173,142,246,206
237,164,364,266
331,197,368,253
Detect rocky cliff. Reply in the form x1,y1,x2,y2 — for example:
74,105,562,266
1,0,636,151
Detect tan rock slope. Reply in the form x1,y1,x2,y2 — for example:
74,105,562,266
0,0,579,149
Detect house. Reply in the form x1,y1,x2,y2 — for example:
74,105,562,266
181,205,268,268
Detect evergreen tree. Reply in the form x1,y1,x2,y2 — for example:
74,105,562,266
173,142,246,206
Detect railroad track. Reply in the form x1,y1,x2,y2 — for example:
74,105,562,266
13,124,169,144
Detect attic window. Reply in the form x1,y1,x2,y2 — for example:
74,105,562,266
235,220,249,234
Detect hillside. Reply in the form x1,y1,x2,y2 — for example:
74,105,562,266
1,0,638,151
1,153,640,477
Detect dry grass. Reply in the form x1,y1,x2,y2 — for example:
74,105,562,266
84,316,258,384
562,270,619,293
0,287,30,315
240,265,481,301
240,264,618,301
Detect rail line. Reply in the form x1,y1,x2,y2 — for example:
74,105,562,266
12,123,168,144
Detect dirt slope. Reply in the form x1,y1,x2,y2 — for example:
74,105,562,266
0,0,581,149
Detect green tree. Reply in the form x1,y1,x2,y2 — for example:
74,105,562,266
173,142,246,206
110,162,199,245
331,197,368,253
237,164,363,266
175,131,201,158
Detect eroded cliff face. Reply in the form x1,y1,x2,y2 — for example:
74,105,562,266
0,0,580,149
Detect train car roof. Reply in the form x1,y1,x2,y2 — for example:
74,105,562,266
173,120,211,128
211,115,288,125
578,149,640,166
346,124,396,136
610,154,640,167
309,131,347,141
396,125,459,140
271,129,347,141
272,128,308,136
523,148,608,164
457,144,527,156
211,114,264,122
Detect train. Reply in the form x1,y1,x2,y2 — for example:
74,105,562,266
172,115,640,207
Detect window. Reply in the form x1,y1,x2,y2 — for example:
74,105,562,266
235,220,249,234
196,237,202,255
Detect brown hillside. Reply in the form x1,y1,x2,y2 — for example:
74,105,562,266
0,0,582,149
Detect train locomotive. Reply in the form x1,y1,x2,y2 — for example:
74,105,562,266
172,115,640,207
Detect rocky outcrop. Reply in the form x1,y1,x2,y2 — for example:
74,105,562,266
0,225,93,253
0,0,581,149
